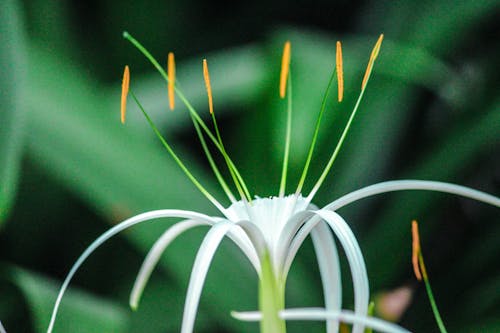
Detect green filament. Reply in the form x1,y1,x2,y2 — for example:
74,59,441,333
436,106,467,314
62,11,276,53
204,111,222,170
130,91,225,212
279,76,293,197
306,54,378,202
295,67,337,195
210,111,251,202
123,31,251,203
418,253,448,333
191,116,236,203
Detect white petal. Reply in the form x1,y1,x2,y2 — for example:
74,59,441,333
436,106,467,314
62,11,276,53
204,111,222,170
281,210,369,333
47,209,218,333
235,220,267,260
276,210,315,273
314,210,369,333
0,320,6,333
310,221,342,333
232,308,411,333
325,179,500,211
181,221,234,333
130,219,207,310
282,213,319,277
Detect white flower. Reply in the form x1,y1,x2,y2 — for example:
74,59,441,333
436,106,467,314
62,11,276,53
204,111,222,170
47,33,500,333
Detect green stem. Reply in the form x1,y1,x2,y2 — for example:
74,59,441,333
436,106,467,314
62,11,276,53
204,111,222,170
259,251,286,333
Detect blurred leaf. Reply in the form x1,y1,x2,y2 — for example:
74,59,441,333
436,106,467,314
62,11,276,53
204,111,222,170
5,266,129,333
0,0,27,224
363,98,500,289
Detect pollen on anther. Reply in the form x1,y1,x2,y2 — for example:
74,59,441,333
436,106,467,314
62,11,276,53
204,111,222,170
411,220,422,281
121,65,130,124
202,59,214,114
168,52,175,110
279,41,291,99
336,41,344,102
361,34,384,90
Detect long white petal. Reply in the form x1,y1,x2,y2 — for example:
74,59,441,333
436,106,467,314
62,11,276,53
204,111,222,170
314,210,369,333
276,210,315,273
130,218,261,309
282,213,319,277
310,221,342,333
326,180,500,211
232,308,411,333
47,209,217,333
181,221,234,333
130,219,207,310
236,220,267,260
0,320,6,333
281,210,369,333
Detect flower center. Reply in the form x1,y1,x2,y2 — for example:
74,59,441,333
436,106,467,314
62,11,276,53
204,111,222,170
226,195,310,252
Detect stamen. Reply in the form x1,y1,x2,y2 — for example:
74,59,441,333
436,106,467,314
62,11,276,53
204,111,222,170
361,34,384,90
168,52,175,110
121,65,130,124
336,41,344,102
203,59,214,114
279,41,291,99
411,220,422,281
411,220,448,333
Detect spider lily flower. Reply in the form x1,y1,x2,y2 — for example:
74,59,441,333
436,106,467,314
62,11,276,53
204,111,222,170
47,33,500,333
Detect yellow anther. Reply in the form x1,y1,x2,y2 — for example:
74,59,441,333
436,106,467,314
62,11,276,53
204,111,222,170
279,41,291,99
361,34,384,90
121,65,130,124
336,41,344,102
411,220,422,281
168,52,175,110
202,59,214,114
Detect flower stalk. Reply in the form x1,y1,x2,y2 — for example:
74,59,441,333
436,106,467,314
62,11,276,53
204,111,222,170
259,250,286,333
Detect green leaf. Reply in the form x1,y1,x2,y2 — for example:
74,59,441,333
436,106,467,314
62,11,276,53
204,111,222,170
0,0,28,224
4,266,129,333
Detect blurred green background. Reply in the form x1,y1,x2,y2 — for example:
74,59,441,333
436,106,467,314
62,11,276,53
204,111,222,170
0,0,498,332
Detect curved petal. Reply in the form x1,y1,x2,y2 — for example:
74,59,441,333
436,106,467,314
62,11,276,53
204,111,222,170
130,219,207,310
47,209,218,333
0,320,6,333
282,213,320,277
325,180,500,211
181,221,234,333
130,219,261,310
310,221,341,333
275,210,315,272
232,308,411,333
314,210,369,333
236,220,267,260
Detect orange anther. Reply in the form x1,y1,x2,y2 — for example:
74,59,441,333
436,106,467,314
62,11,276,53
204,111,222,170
121,65,130,124
279,41,291,99
202,59,214,114
361,34,384,90
411,220,422,281
168,52,175,110
336,41,344,102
